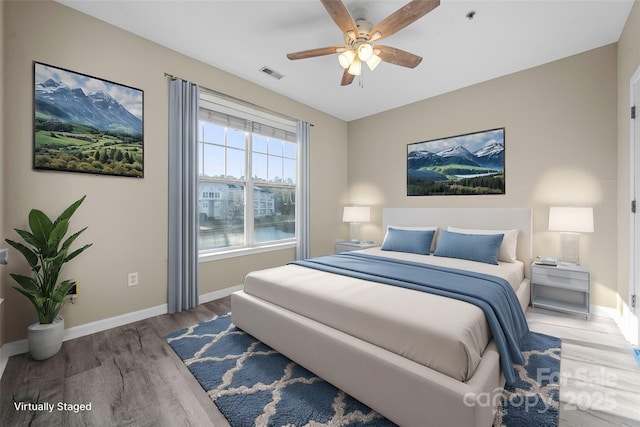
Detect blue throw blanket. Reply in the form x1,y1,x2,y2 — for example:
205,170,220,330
291,252,529,385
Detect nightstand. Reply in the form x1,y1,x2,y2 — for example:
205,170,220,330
335,240,377,253
531,263,590,319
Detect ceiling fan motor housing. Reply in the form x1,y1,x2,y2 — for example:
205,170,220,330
345,19,374,45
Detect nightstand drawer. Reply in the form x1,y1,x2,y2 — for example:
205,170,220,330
532,267,589,291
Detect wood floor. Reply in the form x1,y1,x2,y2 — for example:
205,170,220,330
528,308,640,427
1,298,233,427
1,297,639,427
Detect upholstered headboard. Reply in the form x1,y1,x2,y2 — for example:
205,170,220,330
382,208,532,273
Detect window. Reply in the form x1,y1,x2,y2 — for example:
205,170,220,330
198,91,298,254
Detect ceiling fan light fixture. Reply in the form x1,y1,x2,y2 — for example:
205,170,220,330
366,53,381,71
347,58,362,76
338,49,356,68
357,43,373,61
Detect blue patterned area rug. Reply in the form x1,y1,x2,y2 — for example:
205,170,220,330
166,314,560,427
494,331,561,427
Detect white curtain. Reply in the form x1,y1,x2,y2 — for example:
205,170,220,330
168,79,199,313
296,121,311,260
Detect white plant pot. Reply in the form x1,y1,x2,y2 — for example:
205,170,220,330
27,316,64,360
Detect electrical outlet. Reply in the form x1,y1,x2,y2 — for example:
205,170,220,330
128,272,139,287
0,248,8,265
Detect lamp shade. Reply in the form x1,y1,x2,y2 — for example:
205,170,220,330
347,58,362,76
343,206,370,223
548,207,594,233
357,43,373,61
366,53,382,71
338,50,356,68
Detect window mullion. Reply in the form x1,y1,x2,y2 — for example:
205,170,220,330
245,131,254,246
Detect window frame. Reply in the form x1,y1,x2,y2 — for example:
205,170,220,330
197,94,298,261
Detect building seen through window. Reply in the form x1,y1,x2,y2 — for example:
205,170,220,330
197,119,297,252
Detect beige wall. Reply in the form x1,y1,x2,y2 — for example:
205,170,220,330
617,2,640,319
1,0,348,344
348,44,618,308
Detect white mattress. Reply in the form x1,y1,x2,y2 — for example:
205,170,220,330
243,249,525,382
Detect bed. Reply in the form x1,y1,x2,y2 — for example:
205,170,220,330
231,208,532,427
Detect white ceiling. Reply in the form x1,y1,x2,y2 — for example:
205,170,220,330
57,0,634,122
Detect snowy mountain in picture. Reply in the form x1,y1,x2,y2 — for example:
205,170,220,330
436,145,481,167
473,141,505,169
35,78,142,135
407,141,504,173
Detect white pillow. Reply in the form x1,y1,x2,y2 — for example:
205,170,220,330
447,226,519,263
386,226,438,253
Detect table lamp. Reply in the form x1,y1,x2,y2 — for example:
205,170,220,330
548,207,594,265
342,206,370,242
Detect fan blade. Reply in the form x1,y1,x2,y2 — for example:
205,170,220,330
341,69,355,86
376,45,423,68
287,46,343,60
370,0,440,42
321,0,359,39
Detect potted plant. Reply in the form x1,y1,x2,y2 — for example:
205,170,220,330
5,195,92,360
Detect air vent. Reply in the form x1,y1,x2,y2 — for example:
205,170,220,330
259,66,284,80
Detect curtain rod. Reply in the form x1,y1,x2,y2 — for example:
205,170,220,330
164,72,313,126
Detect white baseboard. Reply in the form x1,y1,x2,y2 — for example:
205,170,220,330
0,285,242,379
590,304,621,320
0,339,28,374
200,284,243,304
618,318,638,345
606,306,639,346
590,304,638,345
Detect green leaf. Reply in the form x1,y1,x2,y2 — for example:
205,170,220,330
52,280,75,303
46,248,68,266
65,243,92,263
5,239,38,268
41,254,65,291
28,209,53,246
47,219,70,252
10,274,41,293
13,229,39,249
60,227,87,252
53,195,86,227
13,286,46,315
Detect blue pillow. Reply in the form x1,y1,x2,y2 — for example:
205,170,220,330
434,230,504,265
381,228,435,255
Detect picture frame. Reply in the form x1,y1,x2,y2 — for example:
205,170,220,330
407,128,505,196
33,62,144,178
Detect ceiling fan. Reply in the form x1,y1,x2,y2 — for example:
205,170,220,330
286,0,440,86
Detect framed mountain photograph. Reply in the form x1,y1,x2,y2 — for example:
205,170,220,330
33,62,144,177
407,128,505,196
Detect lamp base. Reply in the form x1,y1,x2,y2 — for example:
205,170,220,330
559,232,581,265
349,223,361,242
